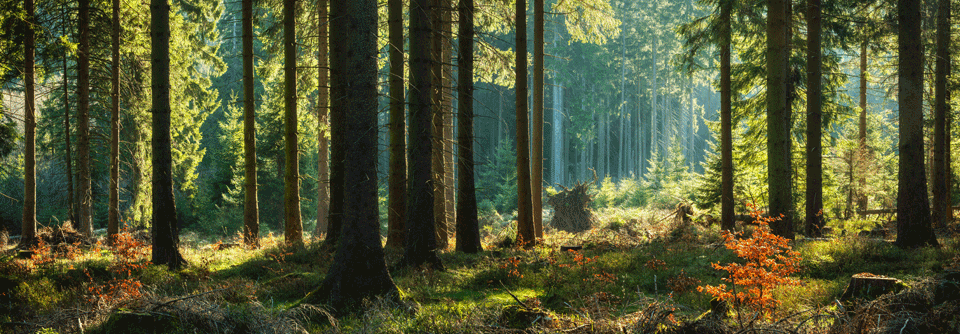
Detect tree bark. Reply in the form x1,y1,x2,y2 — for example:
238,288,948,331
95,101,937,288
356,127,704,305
109,0,121,244
766,0,793,239
432,0,449,250
78,0,93,238
315,0,330,241
456,0,482,253
719,0,734,232
857,42,868,212
386,0,406,249
932,0,951,229
283,0,303,246
151,0,186,270
442,0,456,243
895,0,938,248
21,0,36,246
398,0,444,269
242,0,260,247
313,0,399,312
532,0,544,239
805,0,823,237
515,0,535,247
326,0,345,249
64,38,76,226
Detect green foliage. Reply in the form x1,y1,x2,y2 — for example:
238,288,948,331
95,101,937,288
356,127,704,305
16,277,64,313
477,140,518,216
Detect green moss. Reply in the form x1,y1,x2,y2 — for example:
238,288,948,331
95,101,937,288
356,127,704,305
16,278,63,313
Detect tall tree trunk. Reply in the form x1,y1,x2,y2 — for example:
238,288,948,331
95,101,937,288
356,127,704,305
109,0,121,244
932,0,951,228
399,0,444,269
151,0,186,269
313,0,399,312
857,42,868,212
719,0,734,231
326,0,345,249
531,0,544,239
766,0,793,238
386,0,406,249
651,35,659,156
432,0,448,250
553,78,563,185
456,0,481,253
243,0,260,247
283,0,303,246
21,0,36,246
895,0,938,248
805,0,824,237
315,0,330,240
442,0,455,241
64,42,76,226
78,0,93,238
515,0,535,247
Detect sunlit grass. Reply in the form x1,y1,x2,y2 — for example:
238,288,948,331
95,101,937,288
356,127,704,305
1,214,957,333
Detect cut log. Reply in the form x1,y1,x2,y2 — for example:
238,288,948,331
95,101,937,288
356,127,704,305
839,273,907,302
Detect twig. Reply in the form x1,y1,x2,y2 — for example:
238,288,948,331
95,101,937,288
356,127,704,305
150,288,228,311
899,318,910,334
499,281,531,309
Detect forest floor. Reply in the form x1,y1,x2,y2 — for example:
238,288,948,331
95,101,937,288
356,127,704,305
1,208,959,334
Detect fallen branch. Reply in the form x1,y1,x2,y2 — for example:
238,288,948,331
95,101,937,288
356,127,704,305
499,281,531,310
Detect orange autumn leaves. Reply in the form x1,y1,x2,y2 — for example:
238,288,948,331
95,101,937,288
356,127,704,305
698,206,802,319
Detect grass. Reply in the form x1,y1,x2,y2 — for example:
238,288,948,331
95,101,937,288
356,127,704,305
1,210,958,333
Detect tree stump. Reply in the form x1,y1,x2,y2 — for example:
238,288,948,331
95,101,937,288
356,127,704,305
547,181,596,233
839,273,907,302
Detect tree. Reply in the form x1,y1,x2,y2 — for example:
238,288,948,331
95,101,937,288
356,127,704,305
719,0,734,232
311,0,399,312
515,0,535,246
531,0,544,240
108,0,121,244
894,0,938,248
326,0,346,249
315,0,330,241
805,0,823,237
78,0,93,238
766,0,793,239
21,0,36,247
398,0,444,269
456,0,482,253
386,0,406,249
857,41,868,212
242,0,260,247
442,0,455,245
931,0,951,228
432,0,448,250
283,0,303,246
152,0,187,270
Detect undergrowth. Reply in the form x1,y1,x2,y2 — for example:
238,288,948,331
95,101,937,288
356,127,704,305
0,210,956,333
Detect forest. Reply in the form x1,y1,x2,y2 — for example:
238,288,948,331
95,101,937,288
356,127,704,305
1,0,959,332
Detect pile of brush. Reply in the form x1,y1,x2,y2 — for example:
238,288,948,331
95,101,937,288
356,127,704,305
547,181,597,233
